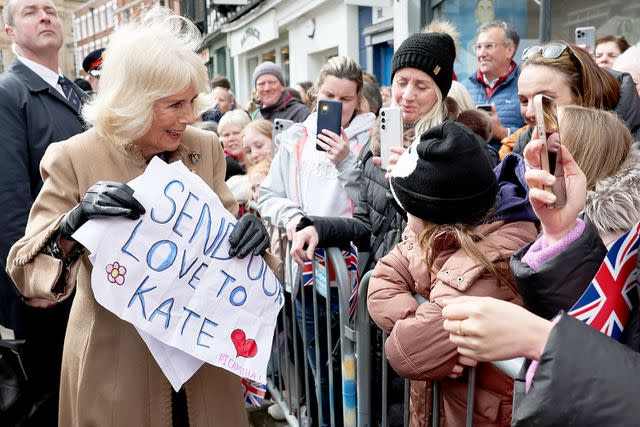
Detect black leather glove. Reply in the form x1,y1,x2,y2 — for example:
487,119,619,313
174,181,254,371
228,214,270,258
60,181,146,239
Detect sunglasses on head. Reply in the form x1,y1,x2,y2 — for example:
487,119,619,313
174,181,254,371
521,43,571,61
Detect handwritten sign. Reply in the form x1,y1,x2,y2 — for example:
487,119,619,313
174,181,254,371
74,158,283,389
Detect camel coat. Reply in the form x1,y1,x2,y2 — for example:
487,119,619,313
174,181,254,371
368,221,537,427
7,126,257,426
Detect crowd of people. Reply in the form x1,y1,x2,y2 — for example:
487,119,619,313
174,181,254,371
2,0,640,426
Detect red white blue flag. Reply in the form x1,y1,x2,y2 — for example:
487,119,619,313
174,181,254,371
301,244,360,322
568,222,640,340
241,377,267,407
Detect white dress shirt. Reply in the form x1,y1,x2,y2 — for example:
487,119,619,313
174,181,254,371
16,55,66,98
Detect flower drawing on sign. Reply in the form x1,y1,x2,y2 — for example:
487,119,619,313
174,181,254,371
106,262,127,285
231,329,258,358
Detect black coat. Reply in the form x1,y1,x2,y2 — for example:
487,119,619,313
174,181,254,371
258,92,310,123
299,144,406,273
511,217,640,425
0,59,85,331
510,217,607,320
512,313,640,426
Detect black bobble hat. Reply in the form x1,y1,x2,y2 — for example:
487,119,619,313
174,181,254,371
390,121,497,225
391,32,456,96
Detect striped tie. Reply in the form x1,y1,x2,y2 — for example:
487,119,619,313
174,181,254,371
58,75,81,113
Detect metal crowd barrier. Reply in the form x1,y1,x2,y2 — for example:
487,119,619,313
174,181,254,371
265,241,524,427
355,271,524,427
266,238,358,427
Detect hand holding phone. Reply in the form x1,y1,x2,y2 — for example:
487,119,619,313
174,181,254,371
533,94,566,208
379,107,403,169
316,100,342,151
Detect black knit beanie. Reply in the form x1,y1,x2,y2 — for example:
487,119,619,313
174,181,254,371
391,32,456,96
390,121,497,225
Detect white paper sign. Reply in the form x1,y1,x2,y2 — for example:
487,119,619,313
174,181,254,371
74,158,283,388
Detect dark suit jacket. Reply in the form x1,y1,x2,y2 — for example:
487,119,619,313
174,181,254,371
0,59,85,331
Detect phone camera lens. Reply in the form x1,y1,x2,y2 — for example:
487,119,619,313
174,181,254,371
381,118,386,123
381,124,386,130
381,111,385,116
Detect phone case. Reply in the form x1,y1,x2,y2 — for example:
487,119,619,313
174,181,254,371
476,104,492,113
316,100,342,151
379,107,403,168
575,26,596,53
273,119,294,151
533,94,566,208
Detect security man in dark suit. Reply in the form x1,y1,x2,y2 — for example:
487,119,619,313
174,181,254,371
0,0,86,423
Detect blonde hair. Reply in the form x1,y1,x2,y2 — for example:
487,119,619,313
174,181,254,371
417,212,510,286
411,84,447,137
308,56,366,115
447,80,475,112
559,105,632,190
217,110,251,137
242,119,273,146
247,159,271,177
82,7,211,144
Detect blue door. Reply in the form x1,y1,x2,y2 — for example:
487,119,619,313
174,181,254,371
373,43,394,86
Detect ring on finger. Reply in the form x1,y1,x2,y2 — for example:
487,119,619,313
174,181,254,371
456,320,465,336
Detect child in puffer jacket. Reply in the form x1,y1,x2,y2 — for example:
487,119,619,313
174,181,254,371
368,121,537,427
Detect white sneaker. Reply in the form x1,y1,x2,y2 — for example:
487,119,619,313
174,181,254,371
268,403,286,421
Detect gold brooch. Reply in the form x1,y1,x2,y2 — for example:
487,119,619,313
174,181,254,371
433,65,441,75
189,151,201,165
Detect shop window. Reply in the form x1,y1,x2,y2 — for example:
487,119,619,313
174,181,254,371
247,56,259,96
216,47,227,76
262,50,276,64
281,46,290,86
549,0,640,46
433,0,540,81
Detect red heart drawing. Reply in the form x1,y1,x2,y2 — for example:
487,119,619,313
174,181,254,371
230,329,258,358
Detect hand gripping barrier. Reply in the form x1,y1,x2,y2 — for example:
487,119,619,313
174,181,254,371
354,271,524,427
266,247,523,427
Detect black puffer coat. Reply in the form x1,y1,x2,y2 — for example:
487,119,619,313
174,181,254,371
512,313,640,426
298,143,406,273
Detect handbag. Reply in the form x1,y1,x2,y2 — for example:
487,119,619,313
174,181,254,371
0,339,28,412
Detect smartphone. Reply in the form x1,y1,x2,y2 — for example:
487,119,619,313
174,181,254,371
316,100,342,151
379,107,403,169
476,104,492,113
273,118,293,151
533,94,566,208
575,26,596,54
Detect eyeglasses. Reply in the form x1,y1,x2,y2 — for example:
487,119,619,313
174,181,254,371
472,43,509,53
521,43,570,61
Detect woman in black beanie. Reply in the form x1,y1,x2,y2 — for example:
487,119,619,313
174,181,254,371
368,121,537,426
291,28,457,273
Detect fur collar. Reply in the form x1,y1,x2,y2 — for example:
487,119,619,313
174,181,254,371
585,147,640,235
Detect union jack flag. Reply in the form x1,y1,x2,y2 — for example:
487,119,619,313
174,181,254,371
568,222,640,340
301,244,360,322
241,377,267,407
